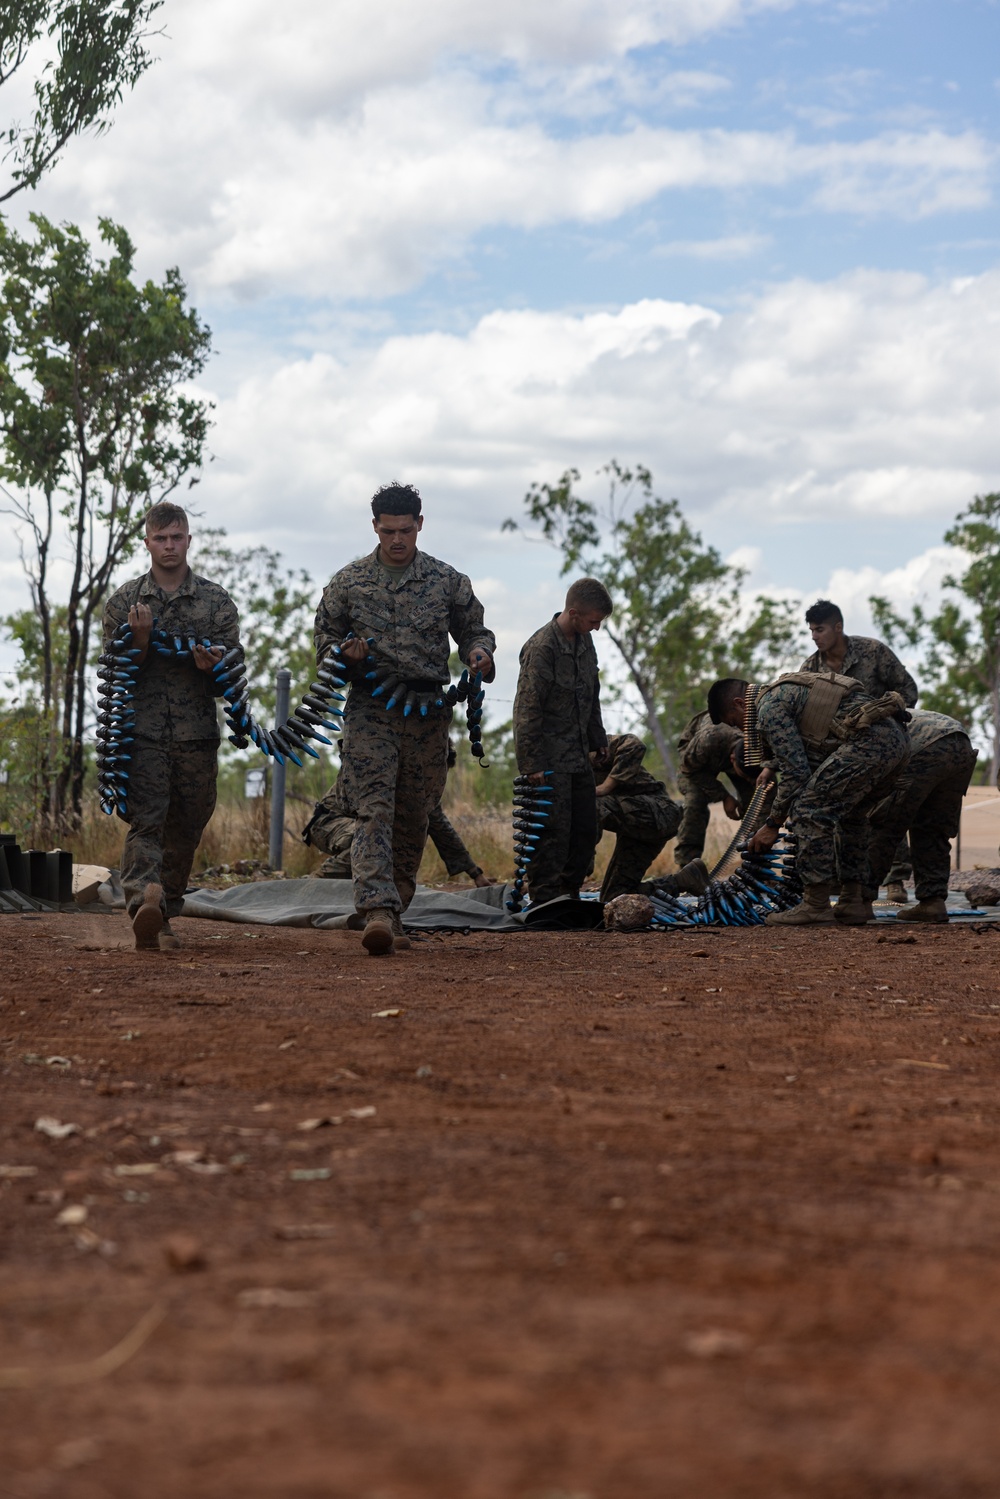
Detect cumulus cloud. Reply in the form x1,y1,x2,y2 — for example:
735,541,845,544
10,0,992,303
199,266,1000,563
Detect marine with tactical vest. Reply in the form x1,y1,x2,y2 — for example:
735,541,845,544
800,598,918,902
707,669,910,926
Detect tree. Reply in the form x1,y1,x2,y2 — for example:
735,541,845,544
504,461,802,781
0,212,211,835
871,491,1000,781
192,530,317,732
1,0,161,203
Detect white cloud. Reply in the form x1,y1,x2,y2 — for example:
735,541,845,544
9,0,991,304
197,267,1000,565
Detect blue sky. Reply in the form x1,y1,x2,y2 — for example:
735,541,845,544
2,0,999,718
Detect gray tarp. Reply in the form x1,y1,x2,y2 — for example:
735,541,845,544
181,878,527,931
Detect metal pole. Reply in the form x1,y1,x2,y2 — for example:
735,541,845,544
268,667,291,870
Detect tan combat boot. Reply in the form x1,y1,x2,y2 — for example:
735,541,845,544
390,912,412,952
361,908,395,956
132,883,164,950
158,919,181,951
765,882,836,926
895,897,949,923
885,881,909,903
833,881,874,925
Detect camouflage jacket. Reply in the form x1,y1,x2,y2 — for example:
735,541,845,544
906,709,969,755
757,679,883,826
598,733,668,798
513,617,607,774
677,712,744,784
800,635,917,707
314,547,496,688
103,570,240,743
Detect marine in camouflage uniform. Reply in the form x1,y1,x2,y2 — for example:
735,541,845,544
102,569,239,921
674,710,755,868
591,733,682,902
315,548,495,919
801,633,918,892
755,678,909,897
866,710,976,920
514,605,608,906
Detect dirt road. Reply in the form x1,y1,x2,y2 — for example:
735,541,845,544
3,911,1000,1498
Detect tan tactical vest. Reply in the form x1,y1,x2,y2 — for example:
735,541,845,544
765,670,865,752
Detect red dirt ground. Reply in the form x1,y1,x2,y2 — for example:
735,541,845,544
3,909,1000,1499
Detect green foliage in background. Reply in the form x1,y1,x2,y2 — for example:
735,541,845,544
504,460,804,782
0,0,162,203
0,213,211,835
871,491,1000,781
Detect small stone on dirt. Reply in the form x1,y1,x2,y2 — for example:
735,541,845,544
34,1116,80,1139
164,1232,206,1271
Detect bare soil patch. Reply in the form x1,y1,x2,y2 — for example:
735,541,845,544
3,911,1000,1498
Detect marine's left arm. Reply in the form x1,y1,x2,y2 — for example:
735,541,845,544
877,643,918,707
758,688,813,826
450,574,497,680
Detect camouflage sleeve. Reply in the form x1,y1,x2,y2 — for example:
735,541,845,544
587,673,607,753
211,589,241,651
313,573,355,674
102,583,133,647
449,573,497,681
513,637,555,774
428,804,480,877
681,769,731,803
757,685,813,826
607,734,647,786
680,723,741,778
876,643,918,707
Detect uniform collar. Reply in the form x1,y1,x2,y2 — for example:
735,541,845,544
369,544,424,585
138,567,196,600
814,634,856,672
549,613,582,652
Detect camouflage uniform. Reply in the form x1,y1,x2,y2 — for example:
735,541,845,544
801,635,919,884
594,733,682,902
757,680,909,888
314,547,495,916
675,710,755,867
305,777,483,881
867,711,976,902
302,775,355,878
102,570,240,919
513,616,607,905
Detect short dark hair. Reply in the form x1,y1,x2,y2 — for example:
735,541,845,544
565,577,613,616
805,598,843,627
371,482,422,521
707,677,749,725
145,502,189,534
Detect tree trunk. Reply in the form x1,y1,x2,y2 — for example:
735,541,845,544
604,625,677,783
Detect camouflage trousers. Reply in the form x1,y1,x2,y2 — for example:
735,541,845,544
790,719,909,888
526,770,597,907
675,771,753,868
596,790,683,903
340,699,451,915
119,738,218,918
867,732,976,902
307,802,479,880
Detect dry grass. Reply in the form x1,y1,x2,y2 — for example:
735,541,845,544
74,787,738,886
